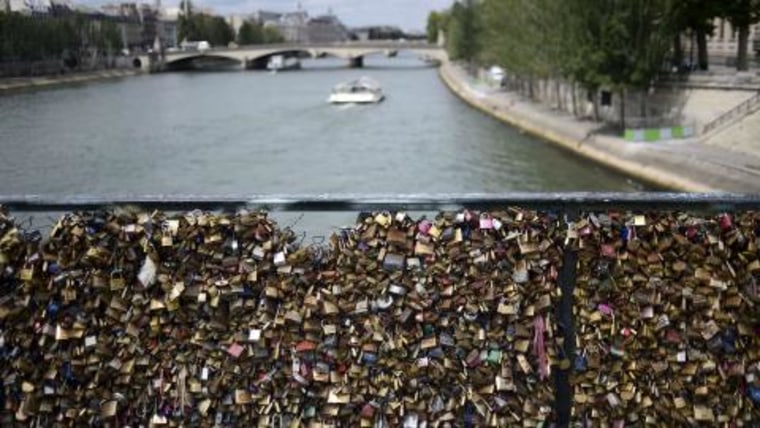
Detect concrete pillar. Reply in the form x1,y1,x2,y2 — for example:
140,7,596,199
349,56,364,68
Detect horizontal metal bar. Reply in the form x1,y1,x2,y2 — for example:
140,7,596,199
2,193,760,212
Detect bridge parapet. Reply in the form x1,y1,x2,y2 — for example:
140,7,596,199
135,42,447,72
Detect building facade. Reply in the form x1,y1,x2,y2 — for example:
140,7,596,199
100,2,177,51
305,14,348,43
707,18,760,59
255,9,348,44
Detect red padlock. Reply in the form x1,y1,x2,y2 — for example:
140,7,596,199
719,213,733,231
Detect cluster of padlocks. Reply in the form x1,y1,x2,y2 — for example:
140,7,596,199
0,206,759,426
572,211,760,425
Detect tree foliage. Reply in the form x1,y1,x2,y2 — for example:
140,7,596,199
429,0,750,126
238,21,284,45
178,0,234,47
445,0,480,63
0,12,122,62
426,11,444,44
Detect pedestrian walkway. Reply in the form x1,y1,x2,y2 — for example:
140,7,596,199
440,63,760,192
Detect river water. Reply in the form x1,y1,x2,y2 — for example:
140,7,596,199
0,54,642,232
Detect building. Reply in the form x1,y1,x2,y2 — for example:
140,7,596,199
351,26,405,41
254,10,281,24
101,3,143,50
254,8,348,44
276,11,308,42
158,18,178,48
707,18,760,60
306,14,348,43
138,3,158,48
100,2,177,51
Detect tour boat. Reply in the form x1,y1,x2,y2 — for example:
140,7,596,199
328,77,384,104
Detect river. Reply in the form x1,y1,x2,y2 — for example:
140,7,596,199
0,53,642,232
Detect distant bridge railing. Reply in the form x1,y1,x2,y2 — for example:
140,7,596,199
171,41,441,56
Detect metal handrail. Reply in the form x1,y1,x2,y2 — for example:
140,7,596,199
2,192,760,212
702,91,760,135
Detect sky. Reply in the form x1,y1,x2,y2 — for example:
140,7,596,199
174,0,453,32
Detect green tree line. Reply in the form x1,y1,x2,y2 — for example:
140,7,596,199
237,21,284,45
178,12,234,47
0,12,122,62
428,0,760,128
430,0,760,72
178,0,284,47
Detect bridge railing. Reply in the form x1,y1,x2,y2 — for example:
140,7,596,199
2,192,759,425
170,41,441,55
702,90,760,135
2,192,758,212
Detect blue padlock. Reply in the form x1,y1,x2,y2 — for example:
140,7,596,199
721,330,737,354
463,402,475,428
46,300,60,318
47,262,61,275
240,285,255,298
62,362,76,384
362,353,378,365
462,226,472,240
749,384,760,405
574,354,588,372
620,226,629,241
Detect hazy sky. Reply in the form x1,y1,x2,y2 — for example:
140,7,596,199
176,0,453,31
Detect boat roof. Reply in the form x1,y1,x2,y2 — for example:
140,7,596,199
333,76,381,92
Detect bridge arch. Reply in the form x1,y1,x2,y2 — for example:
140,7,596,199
154,43,447,72
243,49,313,69
165,54,243,71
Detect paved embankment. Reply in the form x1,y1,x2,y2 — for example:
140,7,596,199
439,62,760,192
0,69,140,94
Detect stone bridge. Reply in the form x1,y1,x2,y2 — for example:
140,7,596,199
134,42,447,72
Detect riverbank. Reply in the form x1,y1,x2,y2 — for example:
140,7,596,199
0,69,141,94
439,62,760,192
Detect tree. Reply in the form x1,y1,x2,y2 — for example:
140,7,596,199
178,1,235,48
237,21,283,45
723,0,760,71
100,20,122,53
446,0,481,65
208,16,234,46
669,0,722,70
262,26,284,43
237,21,262,45
426,11,441,44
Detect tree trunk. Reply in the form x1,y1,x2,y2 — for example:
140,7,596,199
696,28,709,71
571,81,578,117
555,79,562,110
737,24,750,71
528,76,534,100
689,32,695,69
673,34,683,69
592,91,600,122
640,92,646,120
619,89,626,131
